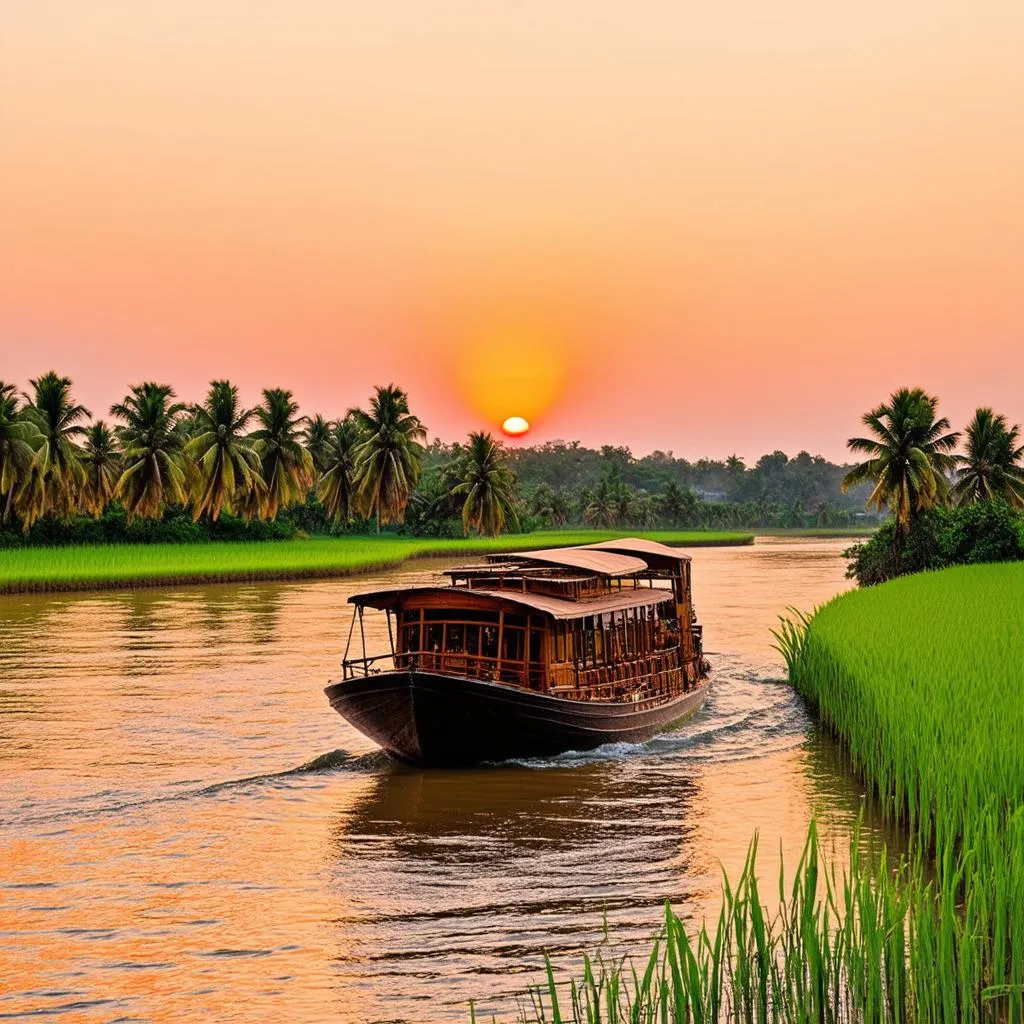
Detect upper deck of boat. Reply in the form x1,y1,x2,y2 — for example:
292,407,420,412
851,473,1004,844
348,537,693,621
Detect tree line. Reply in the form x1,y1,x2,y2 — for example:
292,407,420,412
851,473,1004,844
0,374,515,540
4,374,1019,547
420,440,880,533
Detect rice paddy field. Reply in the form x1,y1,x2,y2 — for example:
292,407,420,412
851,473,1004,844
520,562,1024,1022
0,529,752,593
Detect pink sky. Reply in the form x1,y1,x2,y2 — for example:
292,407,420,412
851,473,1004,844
2,2,1022,461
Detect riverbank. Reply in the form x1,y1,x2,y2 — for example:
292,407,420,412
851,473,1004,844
521,561,1024,1020
0,529,752,594
753,525,877,537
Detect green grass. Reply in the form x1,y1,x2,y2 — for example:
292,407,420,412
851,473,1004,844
510,562,1024,1022
0,529,752,593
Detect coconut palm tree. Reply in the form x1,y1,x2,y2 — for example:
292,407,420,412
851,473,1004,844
186,380,264,521
81,421,121,518
842,388,960,535
19,372,90,528
631,491,658,528
614,484,638,526
549,489,572,528
0,381,42,527
584,477,618,528
952,408,1024,509
451,431,519,537
316,415,360,526
529,482,556,526
111,382,190,521
249,388,313,520
351,384,426,530
300,414,333,476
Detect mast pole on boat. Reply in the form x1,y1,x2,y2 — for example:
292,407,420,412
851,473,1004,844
386,608,396,659
343,606,358,663
358,606,367,667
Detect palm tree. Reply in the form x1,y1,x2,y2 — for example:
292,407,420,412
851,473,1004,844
632,491,658,528
0,381,41,527
659,481,698,526
614,484,638,526
451,431,519,537
842,388,960,535
530,482,557,526
19,372,90,528
549,489,572,528
186,380,264,521
953,408,1024,509
316,415,360,526
81,421,121,518
351,384,426,530
111,382,190,521
249,388,313,520
301,414,333,475
584,477,618,528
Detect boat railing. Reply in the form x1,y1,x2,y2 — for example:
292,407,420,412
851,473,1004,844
342,653,395,679
394,651,545,688
342,650,545,688
343,644,703,697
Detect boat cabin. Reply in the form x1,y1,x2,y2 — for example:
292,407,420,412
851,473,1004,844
342,539,705,702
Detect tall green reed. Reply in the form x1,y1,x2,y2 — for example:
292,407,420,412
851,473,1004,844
509,562,1024,1022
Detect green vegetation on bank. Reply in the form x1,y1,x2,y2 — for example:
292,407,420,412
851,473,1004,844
839,388,1024,585
793,562,1024,861
514,562,1024,1021
846,498,1024,585
0,530,752,593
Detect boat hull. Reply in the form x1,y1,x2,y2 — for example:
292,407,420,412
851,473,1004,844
324,671,708,767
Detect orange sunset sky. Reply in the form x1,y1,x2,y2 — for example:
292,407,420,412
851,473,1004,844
2,2,1022,461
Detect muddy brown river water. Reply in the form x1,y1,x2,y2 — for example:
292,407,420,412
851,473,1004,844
1,538,876,1022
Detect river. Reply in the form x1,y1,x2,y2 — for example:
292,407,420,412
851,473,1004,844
1,537,874,1022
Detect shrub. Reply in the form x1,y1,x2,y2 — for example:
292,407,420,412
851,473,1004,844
846,499,1024,585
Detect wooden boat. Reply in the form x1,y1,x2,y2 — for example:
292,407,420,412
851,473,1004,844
324,538,711,767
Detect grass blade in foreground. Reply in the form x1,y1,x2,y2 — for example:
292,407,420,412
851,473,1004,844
507,563,1024,1022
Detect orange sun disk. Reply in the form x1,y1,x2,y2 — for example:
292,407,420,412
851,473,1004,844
502,416,530,436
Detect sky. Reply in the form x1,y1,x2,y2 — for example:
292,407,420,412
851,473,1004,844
3,1,1023,461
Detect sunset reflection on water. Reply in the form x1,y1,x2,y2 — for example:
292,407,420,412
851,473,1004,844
1,540,878,1022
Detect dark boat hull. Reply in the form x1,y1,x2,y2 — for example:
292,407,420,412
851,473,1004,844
324,671,709,767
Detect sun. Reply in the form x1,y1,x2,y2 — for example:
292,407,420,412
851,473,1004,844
502,415,530,437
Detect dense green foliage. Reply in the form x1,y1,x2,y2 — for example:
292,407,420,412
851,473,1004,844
0,529,752,593
517,564,1024,1022
420,441,879,534
845,499,1024,585
837,388,1024,584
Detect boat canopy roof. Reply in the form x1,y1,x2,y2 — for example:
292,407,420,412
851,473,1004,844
348,584,675,620
581,537,691,563
482,547,647,577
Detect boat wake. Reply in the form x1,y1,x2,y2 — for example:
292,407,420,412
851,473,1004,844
4,747,389,830
499,669,810,771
